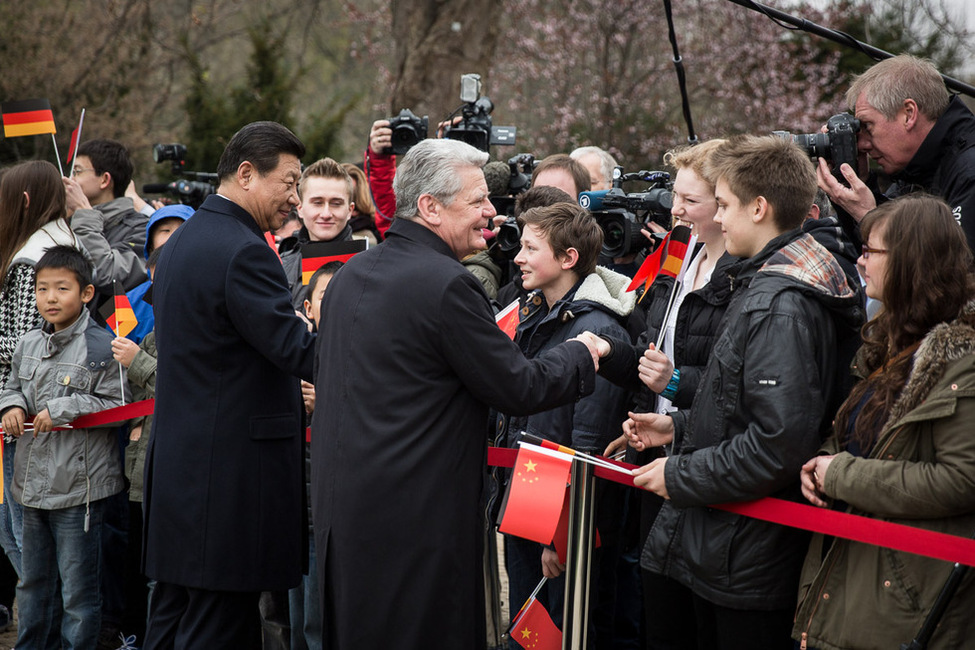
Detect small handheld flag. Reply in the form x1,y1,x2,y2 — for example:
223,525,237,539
498,442,572,545
509,596,561,650
495,299,520,340
300,239,367,284
626,231,669,293
100,281,138,338
67,108,86,169
1,99,56,138
658,225,693,280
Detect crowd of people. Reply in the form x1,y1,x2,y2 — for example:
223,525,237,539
0,52,973,650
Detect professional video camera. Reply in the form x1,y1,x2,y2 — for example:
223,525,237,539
143,144,218,209
443,74,516,153
579,167,673,258
492,153,535,256
384,108,429,155
774,113,860,185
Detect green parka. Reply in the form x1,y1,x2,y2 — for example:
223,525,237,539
793,300,975,650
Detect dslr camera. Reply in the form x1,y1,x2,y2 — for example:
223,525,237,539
144,144,218,209
384,108,429,155
443,74,516,153
494,153,535,256
774,113,860,184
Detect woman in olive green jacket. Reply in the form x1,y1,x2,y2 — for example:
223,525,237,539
793,195,975,650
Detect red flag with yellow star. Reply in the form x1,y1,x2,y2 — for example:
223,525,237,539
498,443,572,544
510,597,561,650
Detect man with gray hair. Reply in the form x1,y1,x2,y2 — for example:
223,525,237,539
571,145,619,191
310,138,604,649
819,54,975,250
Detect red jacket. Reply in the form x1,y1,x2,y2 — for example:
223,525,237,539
364,148,397,237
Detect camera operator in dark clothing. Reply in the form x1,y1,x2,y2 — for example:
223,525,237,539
819,54,975,250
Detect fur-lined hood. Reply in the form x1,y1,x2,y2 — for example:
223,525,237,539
884,298,975,428
571,265,636,318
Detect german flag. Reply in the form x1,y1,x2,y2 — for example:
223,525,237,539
100,281,138,338
1,99,56,138
300,239,367,284
659,225,693,279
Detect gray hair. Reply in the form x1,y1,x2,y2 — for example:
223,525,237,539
570,146,618,186
846,54,949,121
393,139,489,221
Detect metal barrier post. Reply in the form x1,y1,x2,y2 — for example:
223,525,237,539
562,458,596,649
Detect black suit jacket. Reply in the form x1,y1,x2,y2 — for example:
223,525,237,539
143,194,314,591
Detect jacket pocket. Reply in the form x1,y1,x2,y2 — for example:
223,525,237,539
683,507,740,590
54,363,92,393
249,414,298,440
18,356,40,381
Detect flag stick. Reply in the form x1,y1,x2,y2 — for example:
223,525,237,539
505,576,548,635
50,134,64,177
68,108,86,177
653,279,682,350
518,438,631,476
112,320,127,407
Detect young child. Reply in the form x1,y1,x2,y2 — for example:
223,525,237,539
0,245,127,649
630,135,863,647
290,260,343,650
502,201,634,647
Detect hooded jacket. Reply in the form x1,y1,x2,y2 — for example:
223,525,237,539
793,299,975,650
642,229,864,610
501,266,635,454
70,197,148,293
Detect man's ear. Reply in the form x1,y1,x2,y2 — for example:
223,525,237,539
81,284,96,305
902,98,919,131
560,247,580,270
416,194,442,226
751,196,769,224
237,161,256,189
99,172,113,193
303,299,313,320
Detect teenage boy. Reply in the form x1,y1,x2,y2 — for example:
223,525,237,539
0,245,127,649
628,135,864,648
502,201,635,647
279,158,356,309
62,139,149,294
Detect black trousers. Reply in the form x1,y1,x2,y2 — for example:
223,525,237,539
143,581,261,650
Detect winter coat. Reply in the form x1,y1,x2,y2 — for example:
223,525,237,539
278,224,354,310
70,197,148,293
364,148,396,236
793,299,975,650
124,331,155,503
0,309,125,510
144,194,315,592
310,217,595,650
642,229,864,611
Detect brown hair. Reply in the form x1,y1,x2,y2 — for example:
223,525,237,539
518,202,603,277
299,158,354,202
834,194,975,449
340,163,375,219
663,139,726,194
707,135,816,231
0,160,67,280
531,154,591,198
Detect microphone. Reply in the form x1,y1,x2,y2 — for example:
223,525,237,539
578,190,609,211
483,161,512,197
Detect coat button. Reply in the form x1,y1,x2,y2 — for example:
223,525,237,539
884,580,891,588
822,593,830,600
532,295,542,306
951,384,958,390
62,375,71,386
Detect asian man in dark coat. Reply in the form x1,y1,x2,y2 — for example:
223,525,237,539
143,122,315,649
311,138,604,649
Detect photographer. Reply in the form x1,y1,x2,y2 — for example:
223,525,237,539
364,119,398,237
820,54,975,250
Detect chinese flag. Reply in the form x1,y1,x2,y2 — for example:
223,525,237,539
659,225,693,279
511,597,561,650
102,281,138,337
495,299,520,340
300,239,367,284
498,443,572,544
551,484,601,564
1,99,56,137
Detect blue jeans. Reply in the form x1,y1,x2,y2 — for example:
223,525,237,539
16,500,105,650
289,534,322,650
0,439,23,576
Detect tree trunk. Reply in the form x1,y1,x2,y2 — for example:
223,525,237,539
390,0,502,127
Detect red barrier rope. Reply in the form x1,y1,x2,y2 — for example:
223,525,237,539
488,446,975,567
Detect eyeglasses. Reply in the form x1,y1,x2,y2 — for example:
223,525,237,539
72,166,94,176
861,245,888,259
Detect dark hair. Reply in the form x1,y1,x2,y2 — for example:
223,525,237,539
513,185,574,218
76,139,134,198
518,202,603,277
834,194,975,449
35,245,93,289
531,154,591,198
216,121,306,182
307,260,344,296
0,160,68,280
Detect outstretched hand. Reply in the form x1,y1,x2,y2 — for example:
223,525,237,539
622,411,674,451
